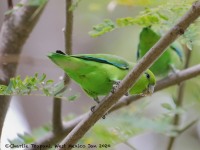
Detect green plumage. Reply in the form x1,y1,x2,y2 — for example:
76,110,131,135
48,51,156,101
137,27,184,76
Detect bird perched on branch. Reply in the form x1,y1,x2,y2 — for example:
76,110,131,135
137,27,184,77
48,50,156,104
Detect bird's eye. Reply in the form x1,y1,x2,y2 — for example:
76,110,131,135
145,72,150,79
56,50,66,55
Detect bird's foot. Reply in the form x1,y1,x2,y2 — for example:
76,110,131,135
90,105,108,119
111,80,121,94
169,64,180,75
90,105,96,112
124,92,129,96
91,97,108,119
102,113,107,119
90,98,100,112
94,97,100,104
112,80,129,96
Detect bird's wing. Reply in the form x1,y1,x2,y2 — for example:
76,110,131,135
170,43,183,62
71,54,130,70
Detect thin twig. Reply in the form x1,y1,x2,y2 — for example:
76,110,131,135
0,0,47,139
52,0,73,134
167,44,192,150
124,141,137,150
52,98,63,134
7,0,13,9
27,64,200,150
177,119,198,134
65,0,73,54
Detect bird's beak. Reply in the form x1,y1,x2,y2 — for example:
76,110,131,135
148,84,155,95
140,84,155,96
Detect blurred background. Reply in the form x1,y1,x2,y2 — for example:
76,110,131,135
0,0,200,150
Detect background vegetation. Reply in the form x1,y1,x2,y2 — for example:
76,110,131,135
0,0,200,150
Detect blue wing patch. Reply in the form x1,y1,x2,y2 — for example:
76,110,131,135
136,44,140,60
170,45,183,62
71,55,129,70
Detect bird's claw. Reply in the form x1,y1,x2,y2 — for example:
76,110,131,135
102,112,108,119
112,80,129,96
90,105,96,112
90,105,108,119
124,92,129,96
102,115,106,119
111,80,121,94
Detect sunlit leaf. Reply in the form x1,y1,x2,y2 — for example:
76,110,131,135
68,94,80,101
28,0,47,6
88,19,116,37
0,74,78,101
113,0,160,6
46,80,54,84
161,103,174,110
89,1,197,39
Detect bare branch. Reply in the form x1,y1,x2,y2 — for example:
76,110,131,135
7,0,13,9
52,98,63,134
167,44,192,150
28,64,200,150
56,2,200,149
65,0,73,54
0,0,48,138
52,0,73,134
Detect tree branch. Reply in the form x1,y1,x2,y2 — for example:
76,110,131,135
0,0,47,138
52,0,73,134
65,0,73,54
28,64,200,150
167,44,192,150
56,1,200,149
7,0,13,9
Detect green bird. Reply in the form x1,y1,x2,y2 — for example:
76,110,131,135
48,50,156,103
137,27,184,77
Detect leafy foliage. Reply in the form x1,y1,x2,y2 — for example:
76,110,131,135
8,124,52,145
88,19,116,37
88,0,199,47
4,1,200,149
8,98,197,147
0,73,79,101
80,102,179,146
111,0,160,6
28,0,48,6
78,99,197,148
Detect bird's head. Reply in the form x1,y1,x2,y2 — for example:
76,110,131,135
128,68,156,96
141,70,156,96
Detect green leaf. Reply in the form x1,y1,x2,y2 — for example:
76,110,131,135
161,103,173,110
28,0,47,6
42,88,50,96
156,12,168,20
9,124,52,145
39,73,46,82
17,133,35,144
0,73,80,101
0,85,7,93
34,73,38,78
88,19,116,37
68,94,79,101
89,1,195,37
46,80,54,84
